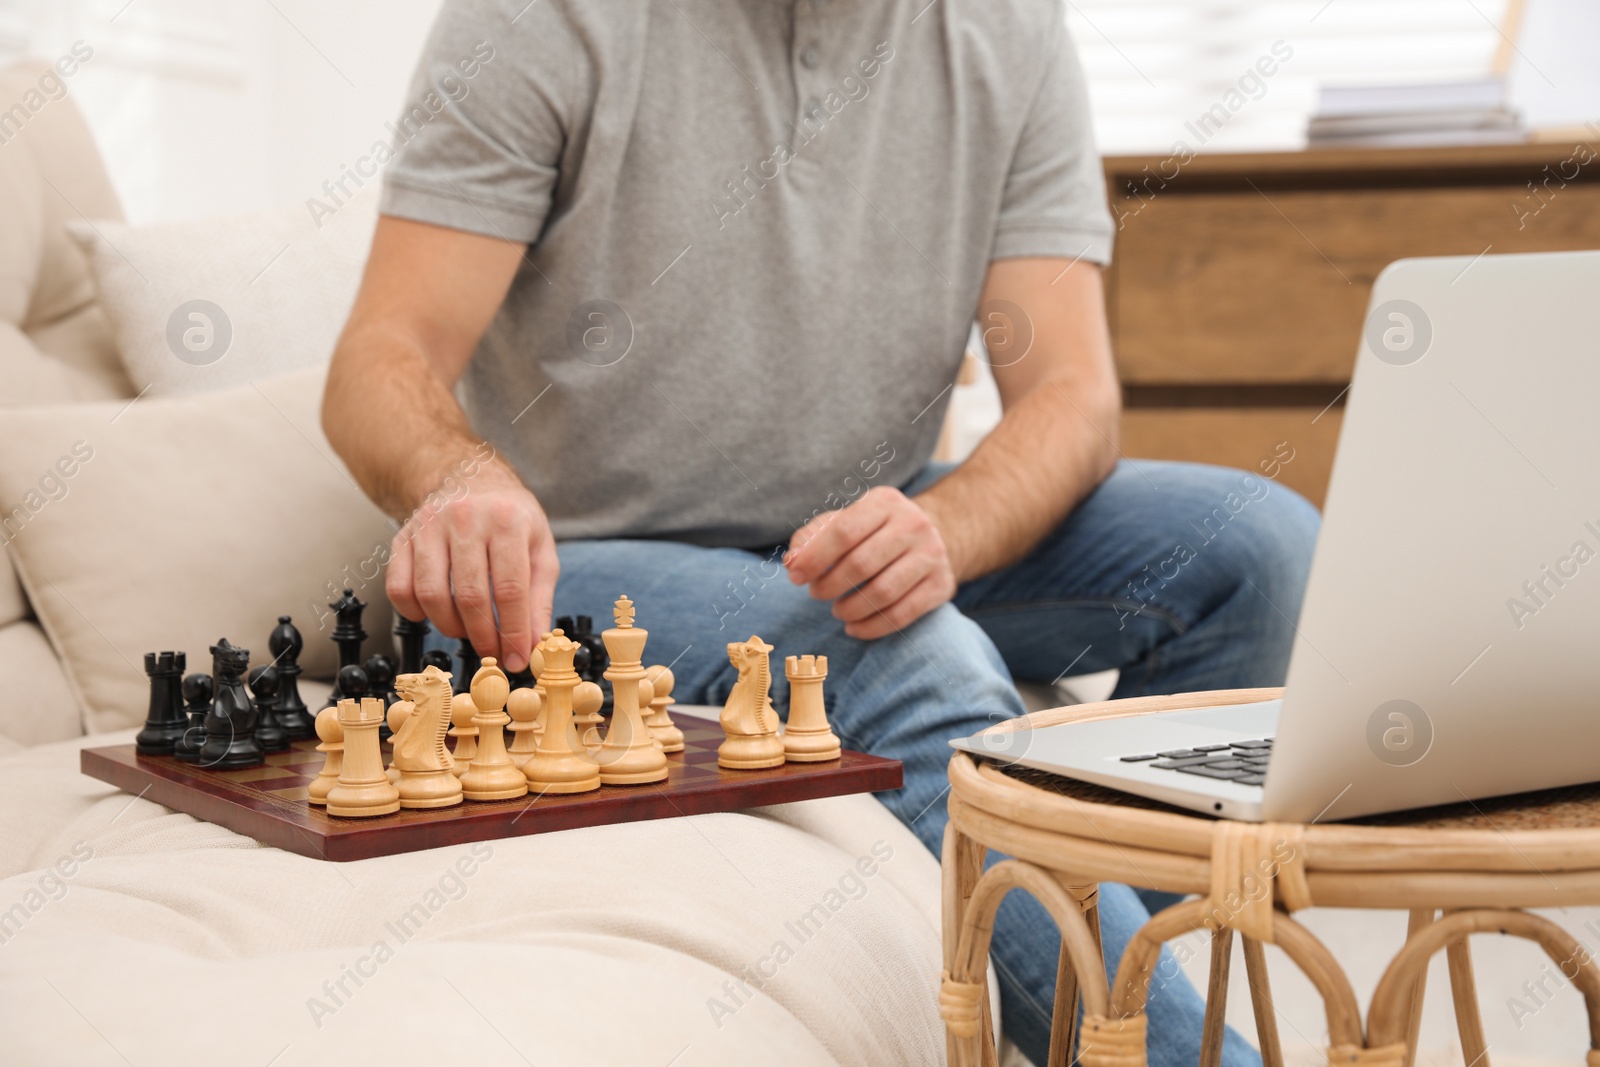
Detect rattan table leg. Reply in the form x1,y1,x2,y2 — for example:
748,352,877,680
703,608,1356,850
1241,937,1284,1067
1200,925,1235,1067
1046,884,1101,1067
1049,941,1081,1067
1445,937,1489,1067
943,825,992,1067
1401,908,1436,1067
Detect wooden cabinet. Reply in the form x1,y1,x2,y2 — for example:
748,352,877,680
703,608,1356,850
1105,141,1600,505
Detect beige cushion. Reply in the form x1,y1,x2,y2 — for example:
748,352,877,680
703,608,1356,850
0,59,131,405
0,367,395,733
67,187,377,397
0,621,80,746
0,731,946,1065
0,543,23,627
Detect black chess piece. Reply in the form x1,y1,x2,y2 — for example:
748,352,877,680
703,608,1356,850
269,615,315,740
507,665,535,690
247,665,289,753
173,673,213,763
394,615,431,676
198,639,263,769
456,638,481,690
136,650,188,756
335,663,369,703
364,653,397,741
420,649,454,679
323,589,368,708
570,615,611,715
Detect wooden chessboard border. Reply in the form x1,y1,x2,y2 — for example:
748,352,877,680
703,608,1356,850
81,718,902,862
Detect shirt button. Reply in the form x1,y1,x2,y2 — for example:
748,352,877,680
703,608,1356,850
800,44,821,68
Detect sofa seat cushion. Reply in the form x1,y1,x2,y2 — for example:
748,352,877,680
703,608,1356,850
0,729,946,1066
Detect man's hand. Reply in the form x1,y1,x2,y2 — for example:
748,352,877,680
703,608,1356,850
785,486,958,640
384,463,557,673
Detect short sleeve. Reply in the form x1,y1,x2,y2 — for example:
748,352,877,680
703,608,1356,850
990,12,1114,266
379,0,572,244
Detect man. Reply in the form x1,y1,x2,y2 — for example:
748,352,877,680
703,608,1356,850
324,1,1318,1062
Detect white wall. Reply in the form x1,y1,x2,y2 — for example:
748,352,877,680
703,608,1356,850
0,0,443,223
1,0,1593,224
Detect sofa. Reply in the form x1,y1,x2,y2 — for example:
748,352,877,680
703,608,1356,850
0,59,984,1066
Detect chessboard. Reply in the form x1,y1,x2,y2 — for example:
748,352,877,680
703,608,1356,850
80,718,902,862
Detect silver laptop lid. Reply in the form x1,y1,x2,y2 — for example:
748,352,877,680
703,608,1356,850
1265,250,1600,822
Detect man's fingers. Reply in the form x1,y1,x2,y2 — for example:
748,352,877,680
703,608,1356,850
845,574,946,640
832,552,930,623
786,491,892,583
809,520,918,602
447,530,501,660
411,521,466,639
385,528,424,622
529,537,559,644
488,529,533,672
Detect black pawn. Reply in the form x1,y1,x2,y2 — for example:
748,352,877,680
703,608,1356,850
174,673,213,763
395,615,431,676
336,663,370,704
420,649,454,678
198,639,263,770
248,666,289,753
456,638,481,691
323,588,368,708
364,653,397,741
269,615,315,740
136,650,188,756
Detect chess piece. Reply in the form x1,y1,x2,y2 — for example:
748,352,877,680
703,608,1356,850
596,596,668,785
448,691,479,777
173,673,213,763
783,656,840,762
391,666,463,808
136,650,188,756
506,687,543,768
327,697,401,817
457,638,481,693
573,681,604,751
522,629,600,794
307,707,344,805
247,665,289,753
336,663,369,703
569,614,612,714
364,653,398,743
323,589,368,707
269,616,315,740
365,653,398,712
421,648,454,677
643,664,685,754
384,697,411,783
198,639,264,769
718,636,784,770
394,615,431,675
461,657,529,801
638,677,660,750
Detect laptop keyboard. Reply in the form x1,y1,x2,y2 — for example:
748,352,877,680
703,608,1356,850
1118,738,1274,787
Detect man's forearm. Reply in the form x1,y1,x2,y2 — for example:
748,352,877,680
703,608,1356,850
917,374,1119,584
323,325,508,521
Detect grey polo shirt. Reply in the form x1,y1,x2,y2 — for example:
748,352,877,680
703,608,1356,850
381,0,1113,549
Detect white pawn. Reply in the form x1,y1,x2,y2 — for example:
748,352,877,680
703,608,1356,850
506,688,542,769
448,692,478,777
573,681,604,752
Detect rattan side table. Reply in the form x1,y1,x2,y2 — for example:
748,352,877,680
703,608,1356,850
939,688,1600,1067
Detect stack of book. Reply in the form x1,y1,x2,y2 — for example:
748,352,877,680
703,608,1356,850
1307,76,1525,148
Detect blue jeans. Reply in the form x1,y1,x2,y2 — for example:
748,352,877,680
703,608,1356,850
449,460,1319,1065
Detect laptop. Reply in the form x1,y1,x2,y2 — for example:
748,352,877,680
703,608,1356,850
951,249,1600,822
